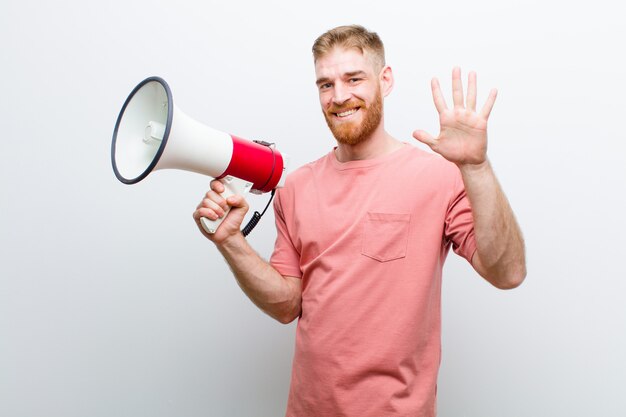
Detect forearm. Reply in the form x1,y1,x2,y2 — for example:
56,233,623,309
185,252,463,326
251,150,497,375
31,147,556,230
459,160,526,288
215,233,301,323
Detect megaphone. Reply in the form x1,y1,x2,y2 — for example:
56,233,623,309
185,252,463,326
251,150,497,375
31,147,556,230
111,76,288,235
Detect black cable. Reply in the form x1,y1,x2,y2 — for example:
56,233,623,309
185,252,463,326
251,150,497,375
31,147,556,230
241,189,276,237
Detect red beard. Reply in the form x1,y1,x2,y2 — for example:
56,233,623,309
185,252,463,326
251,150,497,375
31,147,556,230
323,89,383,146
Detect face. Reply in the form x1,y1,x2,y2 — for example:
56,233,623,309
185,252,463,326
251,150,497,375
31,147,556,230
315,47,389,146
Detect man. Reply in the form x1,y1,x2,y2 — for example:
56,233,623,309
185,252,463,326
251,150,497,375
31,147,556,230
193,25,526,417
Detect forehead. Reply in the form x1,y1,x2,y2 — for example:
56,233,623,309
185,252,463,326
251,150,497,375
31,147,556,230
314,47,377,78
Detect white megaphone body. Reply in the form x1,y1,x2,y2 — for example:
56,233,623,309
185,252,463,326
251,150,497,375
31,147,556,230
111,76,289,235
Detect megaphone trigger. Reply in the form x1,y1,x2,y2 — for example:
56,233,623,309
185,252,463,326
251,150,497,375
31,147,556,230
199,176,253,234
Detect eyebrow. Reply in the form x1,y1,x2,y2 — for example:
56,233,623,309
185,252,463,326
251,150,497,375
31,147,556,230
344,70,367,78
315,70,368,86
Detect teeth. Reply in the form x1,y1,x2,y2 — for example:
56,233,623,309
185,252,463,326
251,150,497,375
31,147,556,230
336,108,358,117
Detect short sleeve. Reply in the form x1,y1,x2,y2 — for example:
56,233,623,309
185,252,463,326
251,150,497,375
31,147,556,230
444,170,477,263
269,188,303,278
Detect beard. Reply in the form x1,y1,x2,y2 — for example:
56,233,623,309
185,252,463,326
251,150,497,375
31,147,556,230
323,89,383,146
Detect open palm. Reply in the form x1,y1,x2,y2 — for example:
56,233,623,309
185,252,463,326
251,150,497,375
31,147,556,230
413,67,497,166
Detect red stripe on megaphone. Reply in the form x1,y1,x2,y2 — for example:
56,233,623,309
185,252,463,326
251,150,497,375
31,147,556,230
218,135,284,193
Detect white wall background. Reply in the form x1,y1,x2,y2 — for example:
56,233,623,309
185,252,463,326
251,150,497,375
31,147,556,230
1,0,624,416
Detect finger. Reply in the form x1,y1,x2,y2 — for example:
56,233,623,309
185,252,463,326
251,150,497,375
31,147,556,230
204,190,228,212
200,197,227,218
210,179,225,193
452,67,464,108
196,193,218,210
225,194,250,211
412,129,437,149
466,71,477,111
193,207,220,222
431,78,448,113
480,88,498,119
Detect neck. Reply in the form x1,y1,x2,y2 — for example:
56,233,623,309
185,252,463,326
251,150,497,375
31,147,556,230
334,125,403,162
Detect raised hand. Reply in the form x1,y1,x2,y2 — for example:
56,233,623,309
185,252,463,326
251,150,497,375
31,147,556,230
413,67,497,166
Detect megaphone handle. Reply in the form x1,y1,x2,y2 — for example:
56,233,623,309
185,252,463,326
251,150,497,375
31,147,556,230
200,176,253,234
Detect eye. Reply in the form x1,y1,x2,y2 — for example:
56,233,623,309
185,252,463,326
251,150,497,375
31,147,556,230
319,82,332,90
348,78,362,84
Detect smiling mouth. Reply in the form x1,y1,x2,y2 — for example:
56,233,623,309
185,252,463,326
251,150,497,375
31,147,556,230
334,107,360,118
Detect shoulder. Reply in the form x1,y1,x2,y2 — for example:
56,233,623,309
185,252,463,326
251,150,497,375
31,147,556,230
402,144,460,178
396,145,464,207
282,152,329,189
275,152,329,202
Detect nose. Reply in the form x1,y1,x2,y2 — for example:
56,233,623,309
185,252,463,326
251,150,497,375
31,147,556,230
332,82,351,106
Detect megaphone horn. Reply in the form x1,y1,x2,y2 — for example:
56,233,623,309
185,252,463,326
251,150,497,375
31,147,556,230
111,76,289,235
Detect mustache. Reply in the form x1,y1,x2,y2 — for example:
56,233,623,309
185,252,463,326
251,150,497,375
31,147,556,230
327,99,366,114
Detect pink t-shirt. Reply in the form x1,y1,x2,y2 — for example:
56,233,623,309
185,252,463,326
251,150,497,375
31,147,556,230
270,144,476,417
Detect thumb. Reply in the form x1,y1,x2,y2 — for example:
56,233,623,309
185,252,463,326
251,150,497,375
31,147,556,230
412,130,437,149
226,194,249,210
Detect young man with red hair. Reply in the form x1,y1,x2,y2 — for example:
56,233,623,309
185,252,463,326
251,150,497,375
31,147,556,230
194,25,526,417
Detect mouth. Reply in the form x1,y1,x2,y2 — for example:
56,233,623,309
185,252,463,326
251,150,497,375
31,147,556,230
333,107,360,119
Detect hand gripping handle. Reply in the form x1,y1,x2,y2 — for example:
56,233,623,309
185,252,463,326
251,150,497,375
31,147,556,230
200,176,253,234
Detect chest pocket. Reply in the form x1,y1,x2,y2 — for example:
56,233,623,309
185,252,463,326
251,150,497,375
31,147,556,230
361,212,411,262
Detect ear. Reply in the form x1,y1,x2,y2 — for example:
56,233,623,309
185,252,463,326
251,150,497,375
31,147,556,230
379,65,394,97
